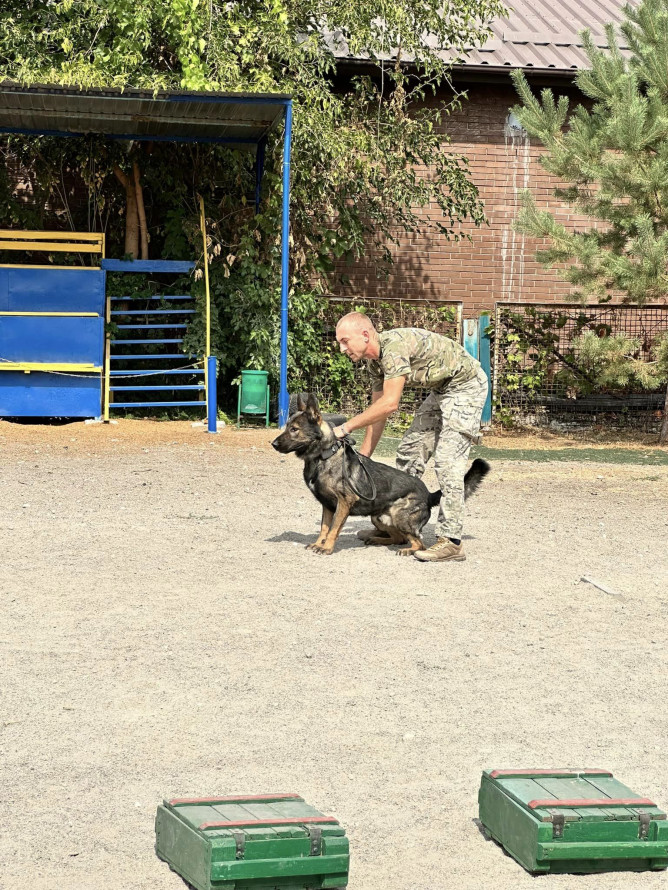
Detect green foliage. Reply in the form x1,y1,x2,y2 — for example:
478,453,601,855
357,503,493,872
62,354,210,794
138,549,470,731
0,1,210,89
511,0,668,305
573,331,643,388
510,0,668,437
494,307,668,430
574,329,668,390
494,308,588,401
497,308,609,399
0,0,504,407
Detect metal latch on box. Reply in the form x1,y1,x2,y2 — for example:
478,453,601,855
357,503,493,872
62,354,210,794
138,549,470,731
308,826,323,856
639,814,651,840
552,814,565,839
231,825,323,859
233,831,246,859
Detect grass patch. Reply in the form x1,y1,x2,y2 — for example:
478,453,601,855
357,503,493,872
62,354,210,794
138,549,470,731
367,436,668,465
474,446,668,465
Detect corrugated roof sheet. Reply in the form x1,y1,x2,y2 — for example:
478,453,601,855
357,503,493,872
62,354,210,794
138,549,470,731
331,0,635,74
0,82,290,145
457,0,634,71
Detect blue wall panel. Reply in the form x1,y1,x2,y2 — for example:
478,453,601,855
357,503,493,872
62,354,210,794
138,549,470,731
0,265,105,417
0,315,104,364
0,371,102,417
0,268,105,313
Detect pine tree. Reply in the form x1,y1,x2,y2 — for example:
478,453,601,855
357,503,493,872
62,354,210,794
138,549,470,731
511,0,668,443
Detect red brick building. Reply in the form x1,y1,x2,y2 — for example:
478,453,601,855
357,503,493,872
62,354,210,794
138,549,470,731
332,0,647,317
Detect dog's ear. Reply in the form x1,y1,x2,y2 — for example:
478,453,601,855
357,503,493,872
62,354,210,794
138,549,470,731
306,392,321,419
296,393,307,412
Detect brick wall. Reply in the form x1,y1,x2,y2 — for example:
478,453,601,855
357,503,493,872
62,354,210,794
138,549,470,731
331,80,647,317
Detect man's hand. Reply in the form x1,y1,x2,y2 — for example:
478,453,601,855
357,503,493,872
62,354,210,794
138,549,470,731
333,378,405,453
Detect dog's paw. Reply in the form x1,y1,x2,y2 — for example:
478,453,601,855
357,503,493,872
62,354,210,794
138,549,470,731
305,541,325,551
310,544,334,555
397,547,417,556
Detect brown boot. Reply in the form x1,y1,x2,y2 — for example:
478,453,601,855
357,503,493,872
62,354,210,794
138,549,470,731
414,538,465,562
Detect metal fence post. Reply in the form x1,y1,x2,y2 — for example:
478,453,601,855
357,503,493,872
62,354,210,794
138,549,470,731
278,101,293,427
479,312,493,425
463,317,479,359
207,355,218,433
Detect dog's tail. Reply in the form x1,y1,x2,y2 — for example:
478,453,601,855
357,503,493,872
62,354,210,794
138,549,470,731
427,489,442,509
427,458,491,509
464,458,491,499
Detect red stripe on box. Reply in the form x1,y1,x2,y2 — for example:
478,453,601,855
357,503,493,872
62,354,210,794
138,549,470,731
198,817,339,831
168,794,302,806
528,798,656,809
489,769,612,779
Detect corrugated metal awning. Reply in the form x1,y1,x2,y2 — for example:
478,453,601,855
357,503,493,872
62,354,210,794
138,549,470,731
0,81,291,146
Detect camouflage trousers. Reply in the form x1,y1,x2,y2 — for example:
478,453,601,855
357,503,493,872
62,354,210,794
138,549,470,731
396,366,488,539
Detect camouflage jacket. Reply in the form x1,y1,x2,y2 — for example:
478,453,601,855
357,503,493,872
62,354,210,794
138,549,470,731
367,327,481,392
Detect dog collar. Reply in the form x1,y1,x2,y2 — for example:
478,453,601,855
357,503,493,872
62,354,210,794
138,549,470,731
320,435,356,460
320,440,344,461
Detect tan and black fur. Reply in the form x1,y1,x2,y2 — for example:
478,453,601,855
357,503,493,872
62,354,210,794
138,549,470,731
272,393,490,556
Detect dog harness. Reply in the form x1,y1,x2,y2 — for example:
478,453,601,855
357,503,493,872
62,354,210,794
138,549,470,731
318,437,377,500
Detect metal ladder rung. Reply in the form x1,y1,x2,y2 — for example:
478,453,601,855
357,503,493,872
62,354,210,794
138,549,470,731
110,339,184,344
110,384,205,392
109,401,205,408
110,353,197,359
115,323,188,330
111,309,196,316
109,369,204,376
110,295,194,301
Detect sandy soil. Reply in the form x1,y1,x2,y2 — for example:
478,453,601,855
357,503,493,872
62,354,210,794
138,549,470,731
1,419,668,890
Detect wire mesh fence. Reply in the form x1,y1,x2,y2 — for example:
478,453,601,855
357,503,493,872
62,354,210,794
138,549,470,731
493,302,668,432
308,298,463,420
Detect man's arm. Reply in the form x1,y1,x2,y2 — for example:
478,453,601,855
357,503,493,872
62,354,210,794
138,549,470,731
359,391,386,457
334,376,405,454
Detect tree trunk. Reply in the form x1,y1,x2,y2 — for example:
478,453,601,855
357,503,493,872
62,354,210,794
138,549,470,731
113,165,139,259
133,160,149,260
661,381,668,445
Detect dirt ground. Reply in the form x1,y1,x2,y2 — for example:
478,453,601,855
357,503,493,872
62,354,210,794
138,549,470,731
2,419,668,890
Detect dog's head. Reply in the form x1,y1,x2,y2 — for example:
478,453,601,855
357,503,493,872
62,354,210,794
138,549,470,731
271,393,325,456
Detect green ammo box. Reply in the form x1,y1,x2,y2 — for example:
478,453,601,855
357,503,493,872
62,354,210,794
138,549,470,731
479,769,668,874
155,793,349,890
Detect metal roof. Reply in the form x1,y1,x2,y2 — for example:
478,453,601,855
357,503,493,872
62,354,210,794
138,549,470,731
456,0,634,73
331,0,635,75
0,81,291,146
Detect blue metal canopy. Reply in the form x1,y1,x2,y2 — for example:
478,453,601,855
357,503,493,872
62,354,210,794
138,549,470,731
0,80,293,423
0,81,290,145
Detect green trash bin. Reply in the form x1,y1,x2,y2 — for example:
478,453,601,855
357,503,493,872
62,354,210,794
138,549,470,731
237,369,270,427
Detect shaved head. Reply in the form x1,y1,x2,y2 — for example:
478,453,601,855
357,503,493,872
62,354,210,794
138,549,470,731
335,311,379,362
335,311,377,336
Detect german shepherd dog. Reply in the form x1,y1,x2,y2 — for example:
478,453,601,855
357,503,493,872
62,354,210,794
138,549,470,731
272,393,490,556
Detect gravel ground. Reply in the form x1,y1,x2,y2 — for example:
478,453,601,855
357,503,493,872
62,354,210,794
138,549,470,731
1,420,668,890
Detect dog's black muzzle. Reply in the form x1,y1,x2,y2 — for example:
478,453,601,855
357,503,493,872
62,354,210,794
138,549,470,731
271,434,308,454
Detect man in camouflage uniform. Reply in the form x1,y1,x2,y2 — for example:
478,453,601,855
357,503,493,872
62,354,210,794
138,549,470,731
332,312,488,562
